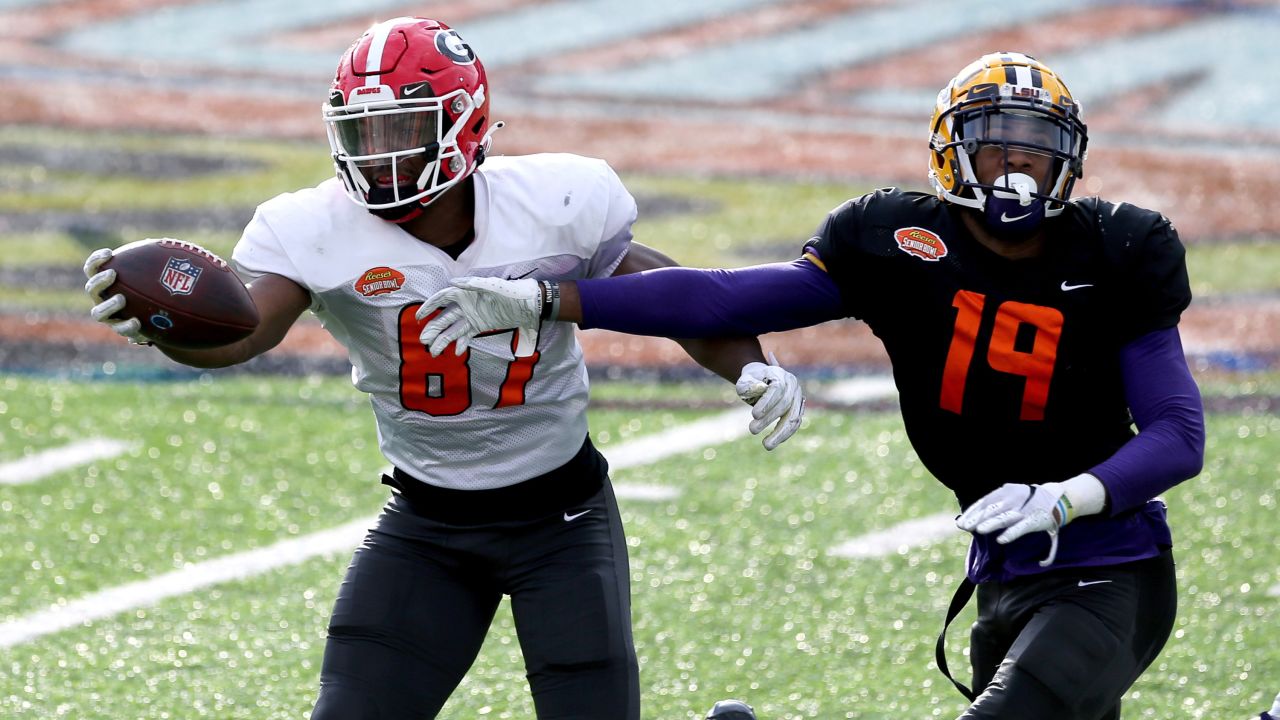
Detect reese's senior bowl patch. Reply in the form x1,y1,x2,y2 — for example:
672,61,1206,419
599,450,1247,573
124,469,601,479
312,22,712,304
893,227,948,262
355,266,406,297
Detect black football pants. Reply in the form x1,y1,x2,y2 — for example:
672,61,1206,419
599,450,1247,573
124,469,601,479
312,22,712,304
310,480,639,719
960,549,1177,720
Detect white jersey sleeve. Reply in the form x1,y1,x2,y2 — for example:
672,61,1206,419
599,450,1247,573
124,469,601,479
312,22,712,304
585,162,636,279
228,155,636,491
231,193,322,311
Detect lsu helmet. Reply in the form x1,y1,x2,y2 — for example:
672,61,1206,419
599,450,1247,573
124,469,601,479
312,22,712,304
324,17,502,223
928,52,1087,236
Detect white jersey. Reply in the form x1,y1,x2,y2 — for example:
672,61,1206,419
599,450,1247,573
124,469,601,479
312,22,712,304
232,154,635,490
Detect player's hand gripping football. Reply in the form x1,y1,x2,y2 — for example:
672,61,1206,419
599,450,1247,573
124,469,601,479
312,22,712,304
418,277,542,357
83,247,148,344
736,353,805,451
956,474,1107,567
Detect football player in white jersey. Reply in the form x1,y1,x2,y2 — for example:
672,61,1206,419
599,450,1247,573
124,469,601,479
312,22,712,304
82,16,802,720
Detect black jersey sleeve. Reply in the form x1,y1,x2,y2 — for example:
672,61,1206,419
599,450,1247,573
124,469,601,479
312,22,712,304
802,188,912,320
1089,200,1192,343
803,197,864,318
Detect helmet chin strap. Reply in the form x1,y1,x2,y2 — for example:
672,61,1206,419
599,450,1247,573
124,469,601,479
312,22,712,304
373,205,424,224
982,172,1045,240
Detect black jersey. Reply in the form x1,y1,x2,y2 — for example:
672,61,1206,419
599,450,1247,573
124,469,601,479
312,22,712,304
806,189,1191,580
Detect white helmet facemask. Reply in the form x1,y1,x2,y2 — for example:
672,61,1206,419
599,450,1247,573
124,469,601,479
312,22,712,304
324,87,476,217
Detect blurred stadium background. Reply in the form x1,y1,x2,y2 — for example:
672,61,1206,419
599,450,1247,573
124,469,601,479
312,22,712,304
1,1,1277,718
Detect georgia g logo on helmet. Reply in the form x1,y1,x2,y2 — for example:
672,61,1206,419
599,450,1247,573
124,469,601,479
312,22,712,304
436,30,476,65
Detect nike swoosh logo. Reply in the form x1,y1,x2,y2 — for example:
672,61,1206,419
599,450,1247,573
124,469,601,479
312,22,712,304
1060,281,1094,292
1000,210,1034,223
402,83,427,96
1077,579,1112,587
563,509,591,522
505,269,536,281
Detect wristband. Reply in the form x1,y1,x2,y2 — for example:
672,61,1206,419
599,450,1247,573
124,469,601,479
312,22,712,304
1061,473,1107,519
539,281,561,322
1054,495,1073,527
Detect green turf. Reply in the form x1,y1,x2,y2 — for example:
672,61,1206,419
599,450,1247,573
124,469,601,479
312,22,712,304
2,374,1277,718
0,231,243,268
3,129,1279,320
0,376,712,620
590,377,742,406
0,127,331,214
0,285,102,312
0,376,385,620
624,175,873,268
1197,371,1280,399
1187,241,1280,297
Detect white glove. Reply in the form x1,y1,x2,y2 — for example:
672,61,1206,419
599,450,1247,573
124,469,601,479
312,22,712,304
956,474,1106,567
735,352,805,451
418,277,542,357
83,247,148,344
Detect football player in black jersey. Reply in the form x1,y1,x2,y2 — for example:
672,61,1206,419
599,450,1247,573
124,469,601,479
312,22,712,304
418,52,1205,719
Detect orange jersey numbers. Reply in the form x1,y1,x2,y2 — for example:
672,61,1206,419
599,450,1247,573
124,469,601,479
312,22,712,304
398,304,540,416
493,331,540,408
940,290,1063,421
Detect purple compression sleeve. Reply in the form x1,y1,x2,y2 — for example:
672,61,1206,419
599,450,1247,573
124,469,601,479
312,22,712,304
577,258,845,336
1089,326,1205,514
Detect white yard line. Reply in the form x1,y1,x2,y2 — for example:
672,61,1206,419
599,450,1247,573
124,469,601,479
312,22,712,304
608,375,898,471
0,518,370,649
827,512,961,558
0,377,899,648
606,405,762,470
824,375,898,405
613,484,682,501
0,439,132,485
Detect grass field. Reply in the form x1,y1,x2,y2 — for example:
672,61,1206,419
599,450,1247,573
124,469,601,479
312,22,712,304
1,128,1278,718
3,127,1280,307
0,376,1277,719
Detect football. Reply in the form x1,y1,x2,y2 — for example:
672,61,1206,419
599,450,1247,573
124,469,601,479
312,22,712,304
102,238,260,349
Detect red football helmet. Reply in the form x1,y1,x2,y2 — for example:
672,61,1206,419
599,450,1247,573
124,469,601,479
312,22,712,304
323,17,502,222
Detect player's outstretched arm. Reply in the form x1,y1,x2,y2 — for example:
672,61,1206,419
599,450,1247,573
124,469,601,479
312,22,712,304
613,244,805,451
417,276,582,357
609,243,765,380
84,247,310,369
416,243,810,449
419,254,844,355
154,274,311,368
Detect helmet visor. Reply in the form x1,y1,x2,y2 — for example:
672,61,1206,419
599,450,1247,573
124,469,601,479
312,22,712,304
329,107,440,164
960,110,1075,157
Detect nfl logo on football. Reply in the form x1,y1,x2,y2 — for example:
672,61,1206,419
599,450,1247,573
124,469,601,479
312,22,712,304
160,257,203,296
